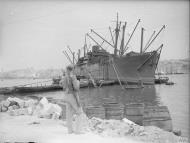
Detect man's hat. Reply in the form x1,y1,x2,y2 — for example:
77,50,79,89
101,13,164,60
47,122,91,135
66,65,74,71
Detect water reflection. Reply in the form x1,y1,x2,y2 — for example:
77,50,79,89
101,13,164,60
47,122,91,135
0,85,161,109
79,85,161,107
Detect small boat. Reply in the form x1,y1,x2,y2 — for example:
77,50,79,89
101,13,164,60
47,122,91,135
154,76,169,84
165,81,174,85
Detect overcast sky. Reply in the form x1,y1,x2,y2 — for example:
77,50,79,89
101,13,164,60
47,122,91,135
0,0,189,71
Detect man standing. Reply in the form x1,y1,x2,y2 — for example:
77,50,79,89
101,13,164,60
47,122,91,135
61,65,82,134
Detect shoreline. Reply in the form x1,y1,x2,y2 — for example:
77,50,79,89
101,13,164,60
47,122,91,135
0,113,188,143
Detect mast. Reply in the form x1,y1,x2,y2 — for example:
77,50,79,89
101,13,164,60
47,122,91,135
120,22,127,55
78,49,80,60
123,19,141,55
140,27,144,53
114,13,120,56
72,52,75,64
84,34,87,57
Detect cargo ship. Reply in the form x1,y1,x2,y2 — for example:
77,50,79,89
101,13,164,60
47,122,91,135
64,14,165,85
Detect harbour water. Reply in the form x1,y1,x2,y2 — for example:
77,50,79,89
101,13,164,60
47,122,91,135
0,74,189,137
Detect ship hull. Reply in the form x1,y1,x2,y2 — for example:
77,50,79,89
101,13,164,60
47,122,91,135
75,51,160,85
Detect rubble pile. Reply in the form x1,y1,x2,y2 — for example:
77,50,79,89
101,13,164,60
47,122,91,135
0,97,62,120
88,117,188,143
